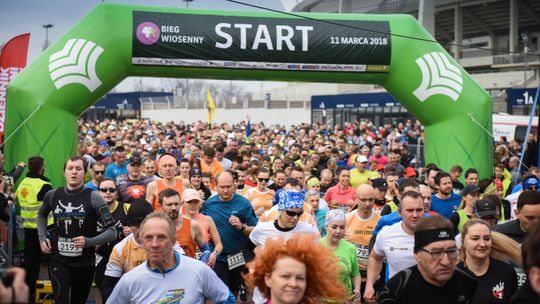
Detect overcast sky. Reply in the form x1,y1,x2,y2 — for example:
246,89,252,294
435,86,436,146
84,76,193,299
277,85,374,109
0,0,292,92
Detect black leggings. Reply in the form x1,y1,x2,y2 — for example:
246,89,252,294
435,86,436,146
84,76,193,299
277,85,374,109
48,259,94,304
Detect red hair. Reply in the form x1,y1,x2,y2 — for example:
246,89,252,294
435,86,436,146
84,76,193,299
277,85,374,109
244,234,348,304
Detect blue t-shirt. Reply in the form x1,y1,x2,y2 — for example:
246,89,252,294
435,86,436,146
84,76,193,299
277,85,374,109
105,162,128,181
430,193,461,218
84,180,97,191
202,193,258,262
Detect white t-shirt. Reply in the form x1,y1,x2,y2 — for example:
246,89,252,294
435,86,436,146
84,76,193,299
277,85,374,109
504,190,521,220
373,222,416,279
250,220,320,247
107,253,230,304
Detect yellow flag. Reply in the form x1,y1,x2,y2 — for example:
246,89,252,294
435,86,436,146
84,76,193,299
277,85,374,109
207,89,216,124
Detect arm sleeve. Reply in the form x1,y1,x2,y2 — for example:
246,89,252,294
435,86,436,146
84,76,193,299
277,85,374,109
380,205,391,216
37,190,55,244
86,192,116,247
7,165,24,182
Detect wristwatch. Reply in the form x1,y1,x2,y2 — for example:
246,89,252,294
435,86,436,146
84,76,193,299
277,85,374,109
213,249,220,255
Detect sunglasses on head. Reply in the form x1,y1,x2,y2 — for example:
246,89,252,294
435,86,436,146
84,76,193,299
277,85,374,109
99,187,117,193
258,177,270,182
285,210,304,217
94,170,105,175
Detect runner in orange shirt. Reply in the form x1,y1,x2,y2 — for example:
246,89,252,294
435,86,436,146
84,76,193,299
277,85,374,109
345,184,381,274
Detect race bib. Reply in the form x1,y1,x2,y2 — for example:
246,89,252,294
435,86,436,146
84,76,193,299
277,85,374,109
58,237,82,257
354,244,370,261
227,252,246,270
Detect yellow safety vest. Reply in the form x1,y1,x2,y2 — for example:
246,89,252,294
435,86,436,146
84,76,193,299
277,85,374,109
16,177,53,228
457,209,470,232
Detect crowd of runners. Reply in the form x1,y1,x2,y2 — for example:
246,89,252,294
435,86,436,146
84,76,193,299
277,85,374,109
1,116,540,304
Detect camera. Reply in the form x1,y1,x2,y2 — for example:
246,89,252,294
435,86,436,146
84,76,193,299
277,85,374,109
2,176,13,192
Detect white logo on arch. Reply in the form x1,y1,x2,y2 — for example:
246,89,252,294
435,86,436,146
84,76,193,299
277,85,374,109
413,52,463,102
48,39,104,92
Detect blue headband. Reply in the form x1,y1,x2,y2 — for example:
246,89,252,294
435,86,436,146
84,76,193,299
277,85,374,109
278,191,305,211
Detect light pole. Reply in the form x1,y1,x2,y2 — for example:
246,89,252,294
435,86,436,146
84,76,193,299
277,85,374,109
43,24,54,50
521,32,529,114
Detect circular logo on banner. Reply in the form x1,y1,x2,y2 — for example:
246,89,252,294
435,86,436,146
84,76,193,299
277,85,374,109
136,22,160,45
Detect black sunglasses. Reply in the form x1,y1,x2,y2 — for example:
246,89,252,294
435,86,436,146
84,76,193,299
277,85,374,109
99,187,117,193
285,210,304,217
94,170,105,175
258,177,271,182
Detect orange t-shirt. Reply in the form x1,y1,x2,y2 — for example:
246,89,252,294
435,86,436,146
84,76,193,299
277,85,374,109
176,216,196,258
153,177,184,211
200,159,223,190
244,188,275,213
345,211,381,269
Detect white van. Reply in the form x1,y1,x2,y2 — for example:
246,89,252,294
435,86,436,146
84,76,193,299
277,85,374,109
492,113,538,142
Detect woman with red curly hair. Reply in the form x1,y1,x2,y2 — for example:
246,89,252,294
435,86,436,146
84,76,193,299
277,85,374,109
244,234,348,304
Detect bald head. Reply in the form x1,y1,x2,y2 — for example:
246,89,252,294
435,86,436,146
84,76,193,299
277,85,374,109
357,184,375,196
419,184,432,211
356,184,375,213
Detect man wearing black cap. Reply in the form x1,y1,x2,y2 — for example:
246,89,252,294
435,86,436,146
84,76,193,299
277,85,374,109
116,154,152,203
494,190,540,244
371,178,389,214
376,216,477,304
473,199,500,228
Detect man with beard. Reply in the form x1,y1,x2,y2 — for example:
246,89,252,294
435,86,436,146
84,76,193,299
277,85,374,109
430,172,461,219
376,216,476,304
116,155,152,203
224,140,240,161
85,161,106,191
158,189,210,261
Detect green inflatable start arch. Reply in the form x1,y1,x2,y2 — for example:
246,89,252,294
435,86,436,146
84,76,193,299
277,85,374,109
5,3,492,186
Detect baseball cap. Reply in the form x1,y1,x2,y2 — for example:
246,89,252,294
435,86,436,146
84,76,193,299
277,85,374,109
462,184,481,196
129,155,143,165
376,163,385,171
99,140,109,147
182,189,202,202
126,200,154,227
473,199,498,218
371,178,388,190
189,168,202,178
523,177,539,190
356,155,368,163
404,167,416,177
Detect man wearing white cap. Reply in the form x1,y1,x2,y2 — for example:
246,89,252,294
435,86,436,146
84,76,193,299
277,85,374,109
350,155,379,189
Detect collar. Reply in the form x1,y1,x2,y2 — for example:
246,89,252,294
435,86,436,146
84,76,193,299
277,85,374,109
274,219,295,232
147,251,180,276
26,172,50,182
